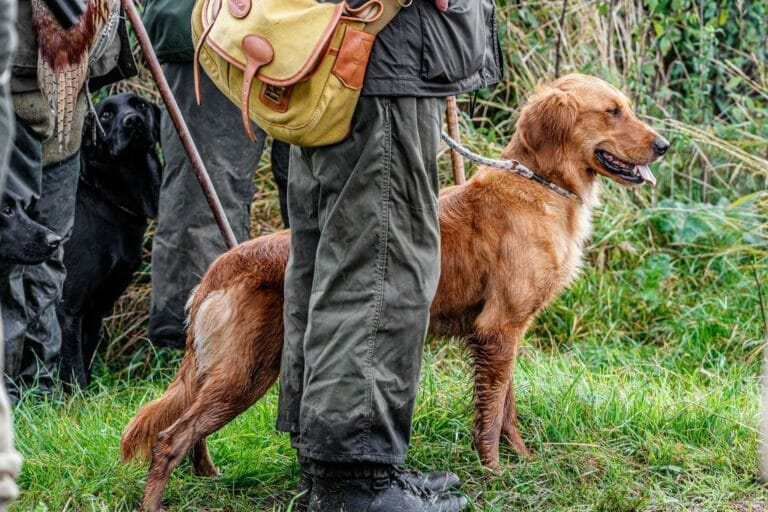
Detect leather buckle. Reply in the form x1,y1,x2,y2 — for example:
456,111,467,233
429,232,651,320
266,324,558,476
264,85,285,104
259,84,292,113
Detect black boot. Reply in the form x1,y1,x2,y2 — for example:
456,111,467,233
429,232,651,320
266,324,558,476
394,468,461,493
292,467,313,512
294,467,461,510
302,461,468,512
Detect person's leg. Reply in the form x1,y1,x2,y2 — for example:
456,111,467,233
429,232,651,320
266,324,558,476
15,151,80,392
277,145,321,439
277,96,465,511
0,1,23,505
149,63,263,347
1,118,43,401
3,85,86,397
0,0,14,192
296,96,443,463
270,140,290,228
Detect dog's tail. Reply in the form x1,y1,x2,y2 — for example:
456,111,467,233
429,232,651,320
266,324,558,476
120,286,207,463
119,347,198,462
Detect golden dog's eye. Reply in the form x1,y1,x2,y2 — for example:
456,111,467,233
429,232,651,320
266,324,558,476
607,107,621,117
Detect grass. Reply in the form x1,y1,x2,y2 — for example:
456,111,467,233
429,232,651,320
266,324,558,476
11,181,768,511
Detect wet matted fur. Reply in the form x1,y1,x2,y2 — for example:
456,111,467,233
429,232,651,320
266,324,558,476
121,74,669,512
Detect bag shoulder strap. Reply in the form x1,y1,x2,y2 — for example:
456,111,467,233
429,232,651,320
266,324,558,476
364,0,408,35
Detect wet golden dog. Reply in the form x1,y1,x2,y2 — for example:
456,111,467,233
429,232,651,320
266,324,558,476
121,74,668,511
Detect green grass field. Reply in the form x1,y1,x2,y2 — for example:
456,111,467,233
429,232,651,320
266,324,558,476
12,185,768,511
10,0,768,510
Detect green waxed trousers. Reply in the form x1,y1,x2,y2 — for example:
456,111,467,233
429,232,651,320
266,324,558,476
277,96,444,464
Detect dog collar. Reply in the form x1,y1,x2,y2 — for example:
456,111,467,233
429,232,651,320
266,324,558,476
440,132,582,202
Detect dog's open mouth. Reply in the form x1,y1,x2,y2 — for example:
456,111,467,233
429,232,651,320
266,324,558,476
594,149,656,186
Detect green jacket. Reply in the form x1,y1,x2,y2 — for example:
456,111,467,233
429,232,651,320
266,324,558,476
348,0,503,97
142,0,195,64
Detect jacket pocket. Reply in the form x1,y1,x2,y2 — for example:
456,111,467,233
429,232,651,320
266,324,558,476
419,1,488,83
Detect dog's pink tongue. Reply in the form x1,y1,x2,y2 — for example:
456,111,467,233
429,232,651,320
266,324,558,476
636,165,657,186
434,0,449,11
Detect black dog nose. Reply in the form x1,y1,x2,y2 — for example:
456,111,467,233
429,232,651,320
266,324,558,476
122,113,144,128
46,233,62,249
653,137,670,156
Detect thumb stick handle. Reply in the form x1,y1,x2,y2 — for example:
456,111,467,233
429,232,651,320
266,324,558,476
42,0,86,28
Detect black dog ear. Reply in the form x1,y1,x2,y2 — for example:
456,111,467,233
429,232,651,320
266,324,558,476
141,152,163,219
516,86,579,152
151,103,162,143
82,111,97,152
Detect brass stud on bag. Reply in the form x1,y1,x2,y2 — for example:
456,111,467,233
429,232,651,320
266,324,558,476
228,0,250,18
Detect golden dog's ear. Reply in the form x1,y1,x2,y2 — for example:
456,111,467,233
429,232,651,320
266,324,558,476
516,86,578,151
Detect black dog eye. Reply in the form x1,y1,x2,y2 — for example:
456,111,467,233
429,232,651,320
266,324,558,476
100,111,113,121
607,107,621,117
1,207,12,216
136,102,147,110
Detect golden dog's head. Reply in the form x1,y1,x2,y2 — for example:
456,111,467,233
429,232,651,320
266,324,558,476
516,74,668,187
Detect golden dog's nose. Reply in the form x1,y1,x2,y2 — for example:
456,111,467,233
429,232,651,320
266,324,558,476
653,137,670,156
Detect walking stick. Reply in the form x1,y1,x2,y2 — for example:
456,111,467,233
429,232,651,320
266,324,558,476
121,0,238,250
445,96,465,185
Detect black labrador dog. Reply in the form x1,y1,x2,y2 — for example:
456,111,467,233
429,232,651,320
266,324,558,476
0,187,61,267
58,93,163,389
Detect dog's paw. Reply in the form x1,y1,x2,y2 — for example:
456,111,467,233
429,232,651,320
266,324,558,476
500,432,532,457
193,466,221,478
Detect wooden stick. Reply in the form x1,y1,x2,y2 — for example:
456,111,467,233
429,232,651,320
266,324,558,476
121,0,238,249
445,95,465,185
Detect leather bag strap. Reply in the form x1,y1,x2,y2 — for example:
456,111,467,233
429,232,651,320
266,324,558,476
363,0,406,35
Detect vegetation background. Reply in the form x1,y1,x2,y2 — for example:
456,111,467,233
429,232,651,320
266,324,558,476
12,0,768,510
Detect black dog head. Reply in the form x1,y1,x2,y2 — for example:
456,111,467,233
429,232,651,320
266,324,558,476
84,92,161,159
0,191,61,266
82,93,163,219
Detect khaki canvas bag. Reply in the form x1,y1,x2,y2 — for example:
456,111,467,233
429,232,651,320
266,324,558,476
191,0,404,147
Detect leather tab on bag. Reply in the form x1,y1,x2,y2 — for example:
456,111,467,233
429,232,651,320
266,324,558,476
241,35,274,141
193,0,224,106
332,28,376,91
228,0,251,18
242,34,274,68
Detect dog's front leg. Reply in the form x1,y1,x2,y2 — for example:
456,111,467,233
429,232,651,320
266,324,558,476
469,324,526,469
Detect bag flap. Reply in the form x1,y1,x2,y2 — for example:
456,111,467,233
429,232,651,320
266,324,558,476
202,0,345,86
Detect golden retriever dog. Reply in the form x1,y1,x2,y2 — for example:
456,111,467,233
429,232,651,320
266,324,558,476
121,74,668,511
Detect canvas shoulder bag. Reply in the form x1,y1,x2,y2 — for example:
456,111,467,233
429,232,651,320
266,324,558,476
191,0,405,147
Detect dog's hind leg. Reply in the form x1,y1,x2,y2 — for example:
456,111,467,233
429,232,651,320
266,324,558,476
141,385,257,512
500,370,530,456
469,323,529,469
141,362,280,512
